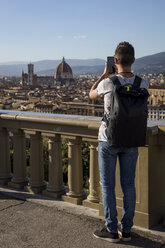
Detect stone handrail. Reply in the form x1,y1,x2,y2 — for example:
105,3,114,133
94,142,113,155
0,110,165,229
0,111,100,204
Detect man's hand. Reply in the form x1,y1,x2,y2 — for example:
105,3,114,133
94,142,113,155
89,62,115,100
102,62,111,78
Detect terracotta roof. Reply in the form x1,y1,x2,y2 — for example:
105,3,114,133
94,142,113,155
54,57,73,78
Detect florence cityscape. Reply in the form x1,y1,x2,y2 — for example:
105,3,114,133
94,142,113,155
0,1,165,247
0,52,165,121
0,0,165,120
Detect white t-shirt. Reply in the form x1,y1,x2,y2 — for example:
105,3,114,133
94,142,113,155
96,74,149,142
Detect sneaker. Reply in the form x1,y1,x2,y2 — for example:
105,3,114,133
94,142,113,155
121,232,131,241
93,227,120,243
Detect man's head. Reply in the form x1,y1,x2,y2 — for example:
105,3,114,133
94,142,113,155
114,41,135,67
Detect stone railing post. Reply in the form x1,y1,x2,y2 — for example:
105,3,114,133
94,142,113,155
8,130,28,189
43,134,65,198
83,141,100,209
62,137,86,204
29,132,46,193
0,128,12,184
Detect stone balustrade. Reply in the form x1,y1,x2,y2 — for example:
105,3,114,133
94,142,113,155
0,110,165,229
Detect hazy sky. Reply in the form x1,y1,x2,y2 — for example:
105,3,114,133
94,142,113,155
0,0,165,63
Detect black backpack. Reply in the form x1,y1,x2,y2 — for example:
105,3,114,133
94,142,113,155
104,75,149,147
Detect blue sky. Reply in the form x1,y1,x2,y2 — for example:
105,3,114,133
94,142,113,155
0,0,165,63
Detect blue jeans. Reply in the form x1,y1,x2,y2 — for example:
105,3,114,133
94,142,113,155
98,141,138,233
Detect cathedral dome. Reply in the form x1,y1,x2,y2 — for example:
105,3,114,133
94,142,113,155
54,57,73,79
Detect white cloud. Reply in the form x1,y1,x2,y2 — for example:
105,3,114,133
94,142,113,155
73,35,87,39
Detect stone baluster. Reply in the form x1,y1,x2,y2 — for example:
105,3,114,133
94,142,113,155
8,130,28,189
29,132,46,193
62,137,86,205
83,141,100,209
43,134,65,198
0,128,12,184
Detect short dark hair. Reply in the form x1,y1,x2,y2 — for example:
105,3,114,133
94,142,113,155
115,41,135,66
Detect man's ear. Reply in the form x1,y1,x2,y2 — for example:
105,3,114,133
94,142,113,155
114,57,119,65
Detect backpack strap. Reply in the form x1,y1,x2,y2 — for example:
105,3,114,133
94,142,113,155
133,75,142,88
111,75,142,88
110,75,121,86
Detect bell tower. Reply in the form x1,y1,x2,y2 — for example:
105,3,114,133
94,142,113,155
28,63,34,85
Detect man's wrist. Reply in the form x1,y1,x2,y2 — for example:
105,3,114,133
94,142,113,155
101,73,110,80
91,73,110,91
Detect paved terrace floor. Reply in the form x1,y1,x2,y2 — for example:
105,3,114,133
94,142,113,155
0,186,165,248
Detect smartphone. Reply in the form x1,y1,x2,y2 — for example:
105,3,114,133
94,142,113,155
107,56,115,73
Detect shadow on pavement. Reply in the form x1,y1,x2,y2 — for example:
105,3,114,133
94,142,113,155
0,186,165,248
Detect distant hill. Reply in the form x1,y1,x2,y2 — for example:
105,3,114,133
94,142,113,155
37,65,105,76
132,52,165,73
0,53,165,76
0,59,105,76
38,53,165,76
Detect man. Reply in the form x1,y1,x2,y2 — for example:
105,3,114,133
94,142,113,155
89,42,149,243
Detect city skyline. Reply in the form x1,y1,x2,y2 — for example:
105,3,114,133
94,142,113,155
0,0,165,63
